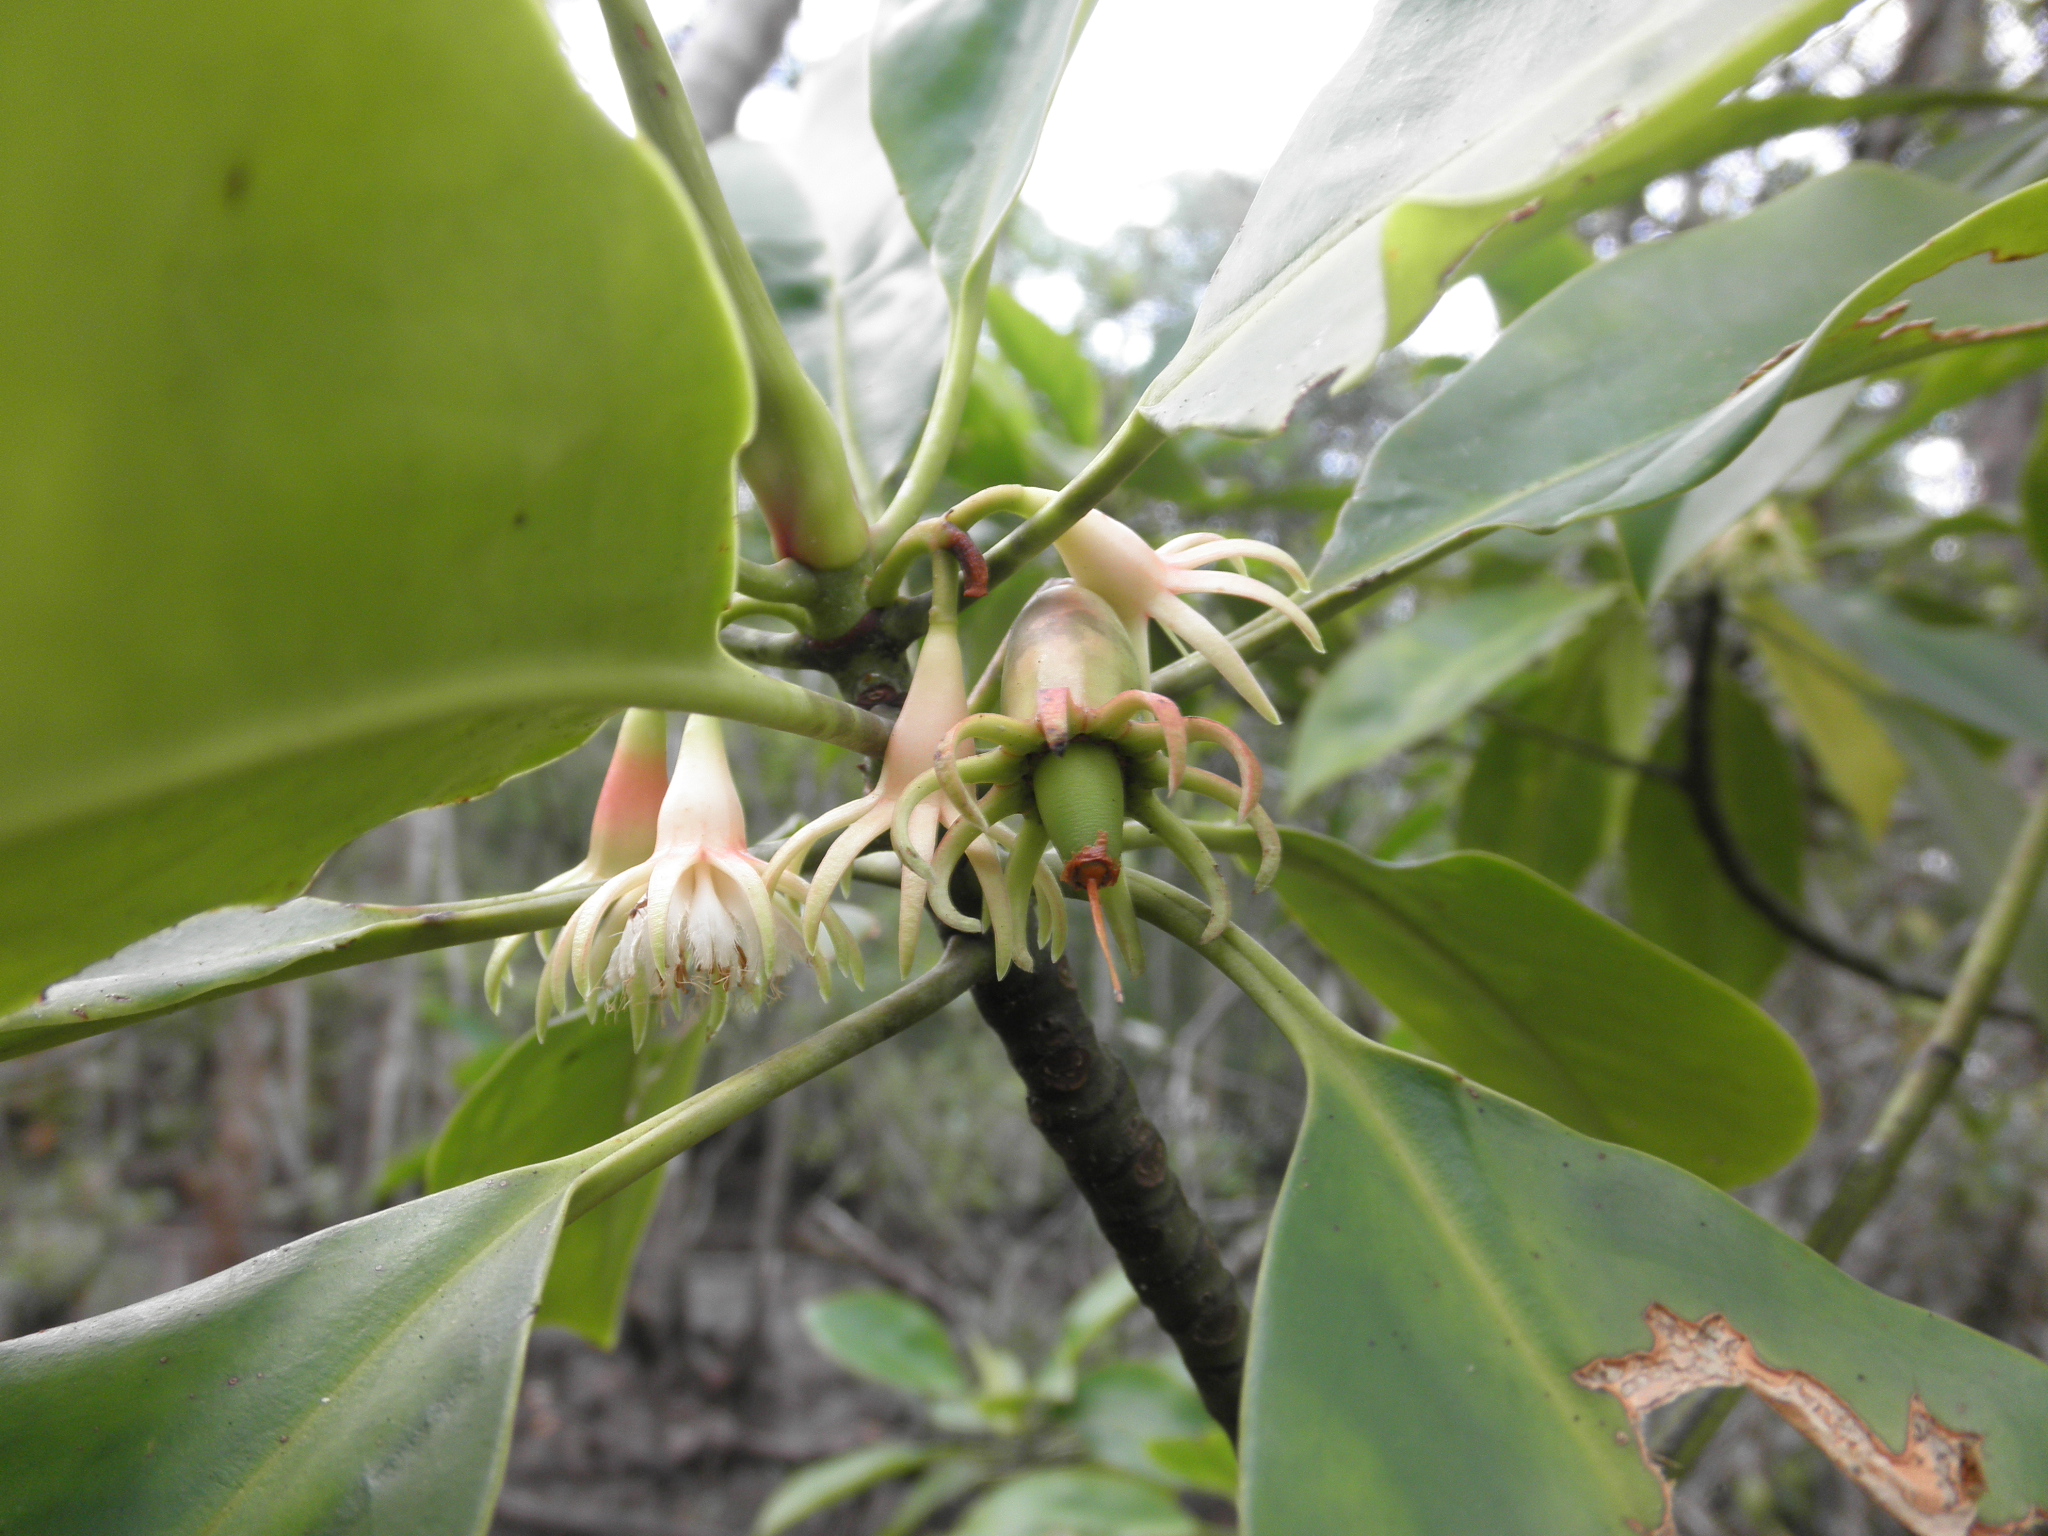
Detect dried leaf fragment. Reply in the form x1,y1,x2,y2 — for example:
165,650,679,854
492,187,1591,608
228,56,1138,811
1574,1305,2046,1536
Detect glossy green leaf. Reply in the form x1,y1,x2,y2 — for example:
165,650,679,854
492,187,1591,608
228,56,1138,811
1235,977,2048,1535
765,46,949,494
1272,830,1814,1186
1456,603,1656,890
1,0,757,1011
1574,174,2048,532
870,0,1094,291
1743,590,1906,845
1321,166,1977,589
1778,585,2048,749
801,1289,968,1400
986,287,1102,444
1067,1362,1214,1483
1874,700,2048,1017
426,1017,706,1350
1289,585,1617,806
1623,674,1803,997
1139,0,1856,435
0,1157,593,1535
0,886,592,1063
949,1470,1197,1536
1617,383,1857,603
755,1442,941,1536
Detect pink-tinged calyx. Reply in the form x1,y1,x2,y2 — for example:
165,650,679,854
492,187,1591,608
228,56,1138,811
1053,510,1322,723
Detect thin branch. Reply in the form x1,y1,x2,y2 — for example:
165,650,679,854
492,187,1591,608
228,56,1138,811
970,939,1249,1440
1678,591,2034,1027
982,415,1169,590
1150,528,1491,702
567,938,992,1220
1658,776,2048,1475
1472,703,1680,782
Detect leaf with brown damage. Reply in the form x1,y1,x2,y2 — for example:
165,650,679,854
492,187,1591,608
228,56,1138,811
1575,1306,2048,1536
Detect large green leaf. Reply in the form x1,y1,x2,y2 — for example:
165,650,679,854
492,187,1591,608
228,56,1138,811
0,886,592,1063
1065,1363,1213,1483
1568,174,2048,534
426,1017,706,1350
1269,831,1814,1187
1320,166,1978,588
1139,0,1857,435
1777,586,2048,749
1455,602,1656,889
1235,966,2048,1535
761,46,949,494
1288,585,1616,805
1,0,756,1011
0,1156,593,1535
801,1288,968,1400
870,0,1095,291
1875,700,2048,1018
1623,674,1803,997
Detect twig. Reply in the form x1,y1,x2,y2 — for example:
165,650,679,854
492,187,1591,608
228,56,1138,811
969,945,1249,1440
1679,591,2034,1027
1472,703,1680,781
1658,774,2048,1475
795,1199,960,1322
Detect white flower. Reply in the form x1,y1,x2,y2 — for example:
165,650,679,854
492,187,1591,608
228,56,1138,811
1053,511,1322,723
539,714,856,1045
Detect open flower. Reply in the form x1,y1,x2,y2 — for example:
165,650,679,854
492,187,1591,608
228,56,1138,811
484,707,670,1013
763,598,1028,976
537,714,857,1046
1053,510,1322,723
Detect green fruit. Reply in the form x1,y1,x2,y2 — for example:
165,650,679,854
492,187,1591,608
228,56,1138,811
1032,740,1127,866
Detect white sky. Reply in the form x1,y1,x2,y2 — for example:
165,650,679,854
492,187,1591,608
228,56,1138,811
546,0,1497,357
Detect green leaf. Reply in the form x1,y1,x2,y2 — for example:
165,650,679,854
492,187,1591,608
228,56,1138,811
986,287,1103,444
1321,166,1978,589
1874,700,2048,1017
1622,672,1803,997
1066,1362,1214,1483
0,1157,592,1535
1237,983,2048,1535
948,1470,1198,1536
1037,1266,1139,1402
1455,603,1656,890
0,887,591,1063
1742,590,1906,845
1139,0,1858,435
870,0,1095,292
1571,174,2048,535
755,1442,941,1536
1616,383,1858,603
426,1016,706,1350
1,0,755,1011
1778,586,2048,749
759,46,949,494
1272,831,1815,1187
1289,585,1617,805
2024,374,2048,578
948,354,1047,489
1481,232,1595,324
801,1289,968,1400
878,1458,998,1536
1144,1428,1237,1499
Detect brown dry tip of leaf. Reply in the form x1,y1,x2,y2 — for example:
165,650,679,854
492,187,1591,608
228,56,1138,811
1572,1305,2048,1536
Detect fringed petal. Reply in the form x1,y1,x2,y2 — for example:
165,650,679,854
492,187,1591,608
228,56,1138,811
1146,590,1280,724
